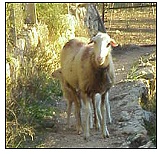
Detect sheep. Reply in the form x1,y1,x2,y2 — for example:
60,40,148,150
60,32,117,139
52,68,113,132
52,68,82,134
52,68,98,133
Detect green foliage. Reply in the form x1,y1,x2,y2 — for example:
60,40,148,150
6,19,62,148
36,3,84,66
36,3,68,38
127,63,139,80
6,42,62,147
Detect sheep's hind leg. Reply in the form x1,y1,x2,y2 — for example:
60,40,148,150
67,101,72,128
105,92,112,124
101,93,109,138
91,95,97,129
74,102,82,134
73,92,82,135
82,94,90,140
89,101,93,129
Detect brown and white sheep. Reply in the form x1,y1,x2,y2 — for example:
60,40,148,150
60,32,117,139
52,68,112,133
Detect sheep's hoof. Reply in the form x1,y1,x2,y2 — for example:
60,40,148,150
108,118,112,124
90,125,93,129
77,127,82,135
106,134,110,138
103,134,110,139
84,133,90,140
102,129,110,138
77,130,82,135
108,121,112,125
84,135,90,141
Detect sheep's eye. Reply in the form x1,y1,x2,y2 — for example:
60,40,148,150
106,43,111,48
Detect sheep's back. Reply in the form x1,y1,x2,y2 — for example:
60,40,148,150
61,39,86,89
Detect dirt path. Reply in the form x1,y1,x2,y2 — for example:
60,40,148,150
113,45,155,83
29,45,155,148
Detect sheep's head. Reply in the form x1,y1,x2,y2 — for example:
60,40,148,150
92,32,118,67
52,68,62,80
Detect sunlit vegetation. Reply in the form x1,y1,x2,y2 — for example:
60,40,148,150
6,3,80,148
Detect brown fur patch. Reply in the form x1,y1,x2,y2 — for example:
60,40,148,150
52,68,62,79
76,41,84,47
63,39,84,50
85,65,112,97
81,46,92,62
63,39,75,49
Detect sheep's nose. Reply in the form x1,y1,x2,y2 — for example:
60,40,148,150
97,56,103,64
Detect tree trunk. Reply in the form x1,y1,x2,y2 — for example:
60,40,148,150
25,3,37,24
9,3,17,47
84,4,106,37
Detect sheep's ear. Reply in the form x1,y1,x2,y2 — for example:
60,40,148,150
110,39,118,47
52,68,62,78
91,36,97,43
88,40,94,44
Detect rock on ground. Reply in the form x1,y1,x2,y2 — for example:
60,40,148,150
110,80,156,148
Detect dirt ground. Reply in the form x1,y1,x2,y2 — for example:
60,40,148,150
27,45,155,148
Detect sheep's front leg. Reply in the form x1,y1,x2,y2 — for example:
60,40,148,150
89,101,93,129
74,101,82,134
101,93,109,138
95,98,101,130
67,101,72,128
73,92,82,134
91,95,96,129
105,92,112,124
82,93,90,140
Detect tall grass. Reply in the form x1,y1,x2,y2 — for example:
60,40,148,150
6,11,63,148
6,39,62,147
